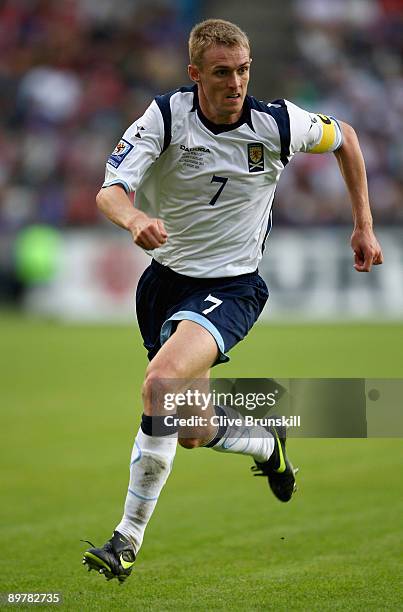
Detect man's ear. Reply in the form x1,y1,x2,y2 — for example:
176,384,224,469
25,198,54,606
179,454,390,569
188,64,200,83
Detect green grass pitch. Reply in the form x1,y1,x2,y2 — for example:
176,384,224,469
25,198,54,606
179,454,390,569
1,316,402,610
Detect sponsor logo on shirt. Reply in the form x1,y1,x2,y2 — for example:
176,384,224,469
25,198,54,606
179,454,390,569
247,143,264,172
179,144,210,169
107,138,134,168
180,145,210,153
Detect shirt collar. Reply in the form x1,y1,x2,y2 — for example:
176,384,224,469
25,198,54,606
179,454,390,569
191,85,254,134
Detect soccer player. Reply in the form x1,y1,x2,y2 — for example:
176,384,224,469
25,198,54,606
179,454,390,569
82,19,383,582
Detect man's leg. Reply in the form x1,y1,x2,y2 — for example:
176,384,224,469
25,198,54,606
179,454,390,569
115,321,218,552
203,404,297,502
82,320,219,581
176,394,297,504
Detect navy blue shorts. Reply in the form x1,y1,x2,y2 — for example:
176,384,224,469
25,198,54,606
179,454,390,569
136,259,269,364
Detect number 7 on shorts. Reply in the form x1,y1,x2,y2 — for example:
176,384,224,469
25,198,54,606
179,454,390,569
202,294,223,315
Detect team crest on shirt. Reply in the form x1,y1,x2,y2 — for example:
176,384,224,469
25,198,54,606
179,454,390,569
107,138,134,168
247,143,264,172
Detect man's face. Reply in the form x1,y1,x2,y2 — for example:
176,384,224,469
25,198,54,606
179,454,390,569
188,44,251,124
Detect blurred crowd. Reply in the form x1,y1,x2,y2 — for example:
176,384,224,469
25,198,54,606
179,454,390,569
0,0,197,231
277,0,403,225
0,0,402,235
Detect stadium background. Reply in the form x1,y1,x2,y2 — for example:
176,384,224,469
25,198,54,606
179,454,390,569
1,1,402,610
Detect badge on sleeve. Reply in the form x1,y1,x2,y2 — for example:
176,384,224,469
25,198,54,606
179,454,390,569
247,143,264,172
107,139,134,168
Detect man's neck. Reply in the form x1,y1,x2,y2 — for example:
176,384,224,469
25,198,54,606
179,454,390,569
197,91,243,125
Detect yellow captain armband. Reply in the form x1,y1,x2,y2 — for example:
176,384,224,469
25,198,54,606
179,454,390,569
310,114,342,154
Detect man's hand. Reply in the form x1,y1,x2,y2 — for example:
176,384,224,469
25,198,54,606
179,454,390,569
351,226,383,272
96,186,168,250
128,215,168,250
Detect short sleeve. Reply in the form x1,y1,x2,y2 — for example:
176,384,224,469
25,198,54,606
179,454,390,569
285,100,343,155
102,100,164,193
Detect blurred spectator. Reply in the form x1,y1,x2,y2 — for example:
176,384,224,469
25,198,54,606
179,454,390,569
277,0,403,225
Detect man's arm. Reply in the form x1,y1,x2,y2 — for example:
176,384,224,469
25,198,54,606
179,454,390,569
334,121,383,272
96,185,167,250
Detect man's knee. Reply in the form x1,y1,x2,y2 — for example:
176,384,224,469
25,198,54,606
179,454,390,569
142,364,180,412
142,358,210,414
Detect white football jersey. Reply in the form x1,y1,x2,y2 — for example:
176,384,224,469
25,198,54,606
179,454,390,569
103,85,342,278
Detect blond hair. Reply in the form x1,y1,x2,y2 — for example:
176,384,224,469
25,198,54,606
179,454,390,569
189,19,250,67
